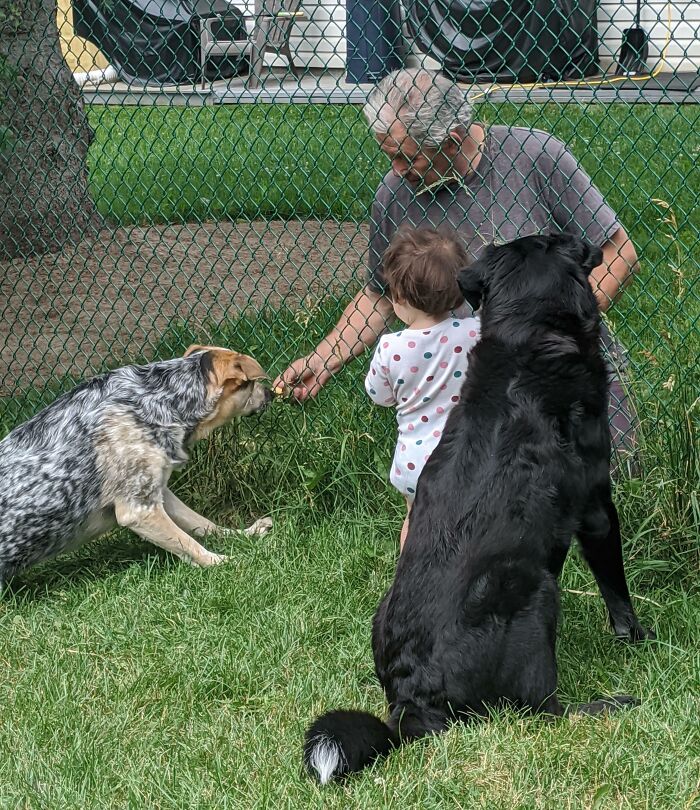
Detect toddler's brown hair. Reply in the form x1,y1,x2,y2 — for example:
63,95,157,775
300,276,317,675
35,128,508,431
382,227,468,315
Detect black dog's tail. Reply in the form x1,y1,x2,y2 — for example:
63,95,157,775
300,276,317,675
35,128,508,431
303,710,399,784
303,697,639,783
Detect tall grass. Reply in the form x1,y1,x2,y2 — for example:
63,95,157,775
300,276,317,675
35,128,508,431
0,103,696,806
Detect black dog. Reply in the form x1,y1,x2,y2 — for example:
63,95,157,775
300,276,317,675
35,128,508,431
304,234,654,784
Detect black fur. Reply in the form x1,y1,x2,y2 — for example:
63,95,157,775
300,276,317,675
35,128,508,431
303,711,397,783
304,234,653,783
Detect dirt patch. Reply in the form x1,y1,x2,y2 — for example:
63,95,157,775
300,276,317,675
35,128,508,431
0,220,368,394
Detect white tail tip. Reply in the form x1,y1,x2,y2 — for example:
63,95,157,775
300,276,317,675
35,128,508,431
307,736,344,785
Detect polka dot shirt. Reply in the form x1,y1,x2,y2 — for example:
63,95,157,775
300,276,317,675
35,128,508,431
365,314,481,502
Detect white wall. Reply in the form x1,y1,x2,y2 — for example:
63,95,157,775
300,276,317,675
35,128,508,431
290,0,346,68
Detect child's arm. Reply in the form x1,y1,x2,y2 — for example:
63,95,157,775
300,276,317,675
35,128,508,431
365,342,397,407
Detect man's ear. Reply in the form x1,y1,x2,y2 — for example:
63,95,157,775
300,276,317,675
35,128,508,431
458,261,487,312
443,129,463,154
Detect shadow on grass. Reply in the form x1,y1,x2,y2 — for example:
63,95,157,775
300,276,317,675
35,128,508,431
3,531,175,604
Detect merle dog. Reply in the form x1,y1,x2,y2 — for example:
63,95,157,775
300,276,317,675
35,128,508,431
0,345,273,588
304,233,654,784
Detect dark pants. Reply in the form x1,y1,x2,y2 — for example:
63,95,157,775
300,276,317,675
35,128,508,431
601,321,640,478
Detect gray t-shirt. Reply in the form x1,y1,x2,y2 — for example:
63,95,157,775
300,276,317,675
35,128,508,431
368,125,621,293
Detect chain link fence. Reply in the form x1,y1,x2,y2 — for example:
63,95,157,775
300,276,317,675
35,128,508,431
0,0,698,486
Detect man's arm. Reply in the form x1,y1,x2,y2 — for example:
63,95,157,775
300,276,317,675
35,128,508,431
275,286,395,400
591,226,639,312
538,135,637,312
319,286,395,369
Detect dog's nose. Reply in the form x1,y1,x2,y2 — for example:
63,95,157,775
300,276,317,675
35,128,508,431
263,387,273,406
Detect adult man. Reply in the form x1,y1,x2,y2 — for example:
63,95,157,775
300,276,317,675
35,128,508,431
276,68,639,469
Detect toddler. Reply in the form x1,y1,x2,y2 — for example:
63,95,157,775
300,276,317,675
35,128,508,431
365,228,481,550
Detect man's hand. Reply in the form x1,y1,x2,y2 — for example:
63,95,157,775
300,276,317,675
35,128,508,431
274,286,395,402
274,351,339,402
591,227,639,311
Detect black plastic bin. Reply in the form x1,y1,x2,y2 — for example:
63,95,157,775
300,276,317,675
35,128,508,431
346,0,405,84
404,0,600,83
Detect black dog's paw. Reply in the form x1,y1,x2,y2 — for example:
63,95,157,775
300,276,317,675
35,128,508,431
572,694,640,716
613,619,657,643
606,694,641,708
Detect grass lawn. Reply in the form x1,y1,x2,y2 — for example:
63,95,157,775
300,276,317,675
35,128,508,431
0,509,697,808
0,103,696,807
0,310,697,808
86,102,700,236
86,101,699,390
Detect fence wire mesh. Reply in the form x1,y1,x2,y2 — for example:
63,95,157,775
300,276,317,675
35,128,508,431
0,0,698,482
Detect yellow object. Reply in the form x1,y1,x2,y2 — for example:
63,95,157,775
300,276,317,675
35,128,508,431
57,0,109,73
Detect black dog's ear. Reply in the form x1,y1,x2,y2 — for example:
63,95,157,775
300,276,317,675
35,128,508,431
458,262,487,312
580,242,603,276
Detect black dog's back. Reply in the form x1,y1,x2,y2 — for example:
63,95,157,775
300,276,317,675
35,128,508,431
375,337,582,719
304,234,648,783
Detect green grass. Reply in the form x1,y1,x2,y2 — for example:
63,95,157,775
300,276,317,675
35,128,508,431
86,103,700,233
0,310,698,807
0,103,696,805
0,497,698,808
87,105,383,224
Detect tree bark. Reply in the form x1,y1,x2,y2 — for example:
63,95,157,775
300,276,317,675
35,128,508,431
0,0,100,260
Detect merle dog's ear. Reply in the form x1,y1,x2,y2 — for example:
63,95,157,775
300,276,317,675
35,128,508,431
458,262,487,312
184,344,207,357
580,242,603,276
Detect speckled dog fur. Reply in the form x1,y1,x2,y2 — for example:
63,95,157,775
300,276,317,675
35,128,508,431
0,345,272,587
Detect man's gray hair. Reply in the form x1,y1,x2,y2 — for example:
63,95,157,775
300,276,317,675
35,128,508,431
363,68,474,148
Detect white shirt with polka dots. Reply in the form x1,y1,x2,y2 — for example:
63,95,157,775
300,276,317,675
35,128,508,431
365,314,481,502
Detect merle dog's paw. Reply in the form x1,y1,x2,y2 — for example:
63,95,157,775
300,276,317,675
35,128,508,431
243,517,273,537
195,552,229,568
613,618,657,643
215,517,273,539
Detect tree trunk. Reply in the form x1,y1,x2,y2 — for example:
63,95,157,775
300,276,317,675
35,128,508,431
0,0,100,260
